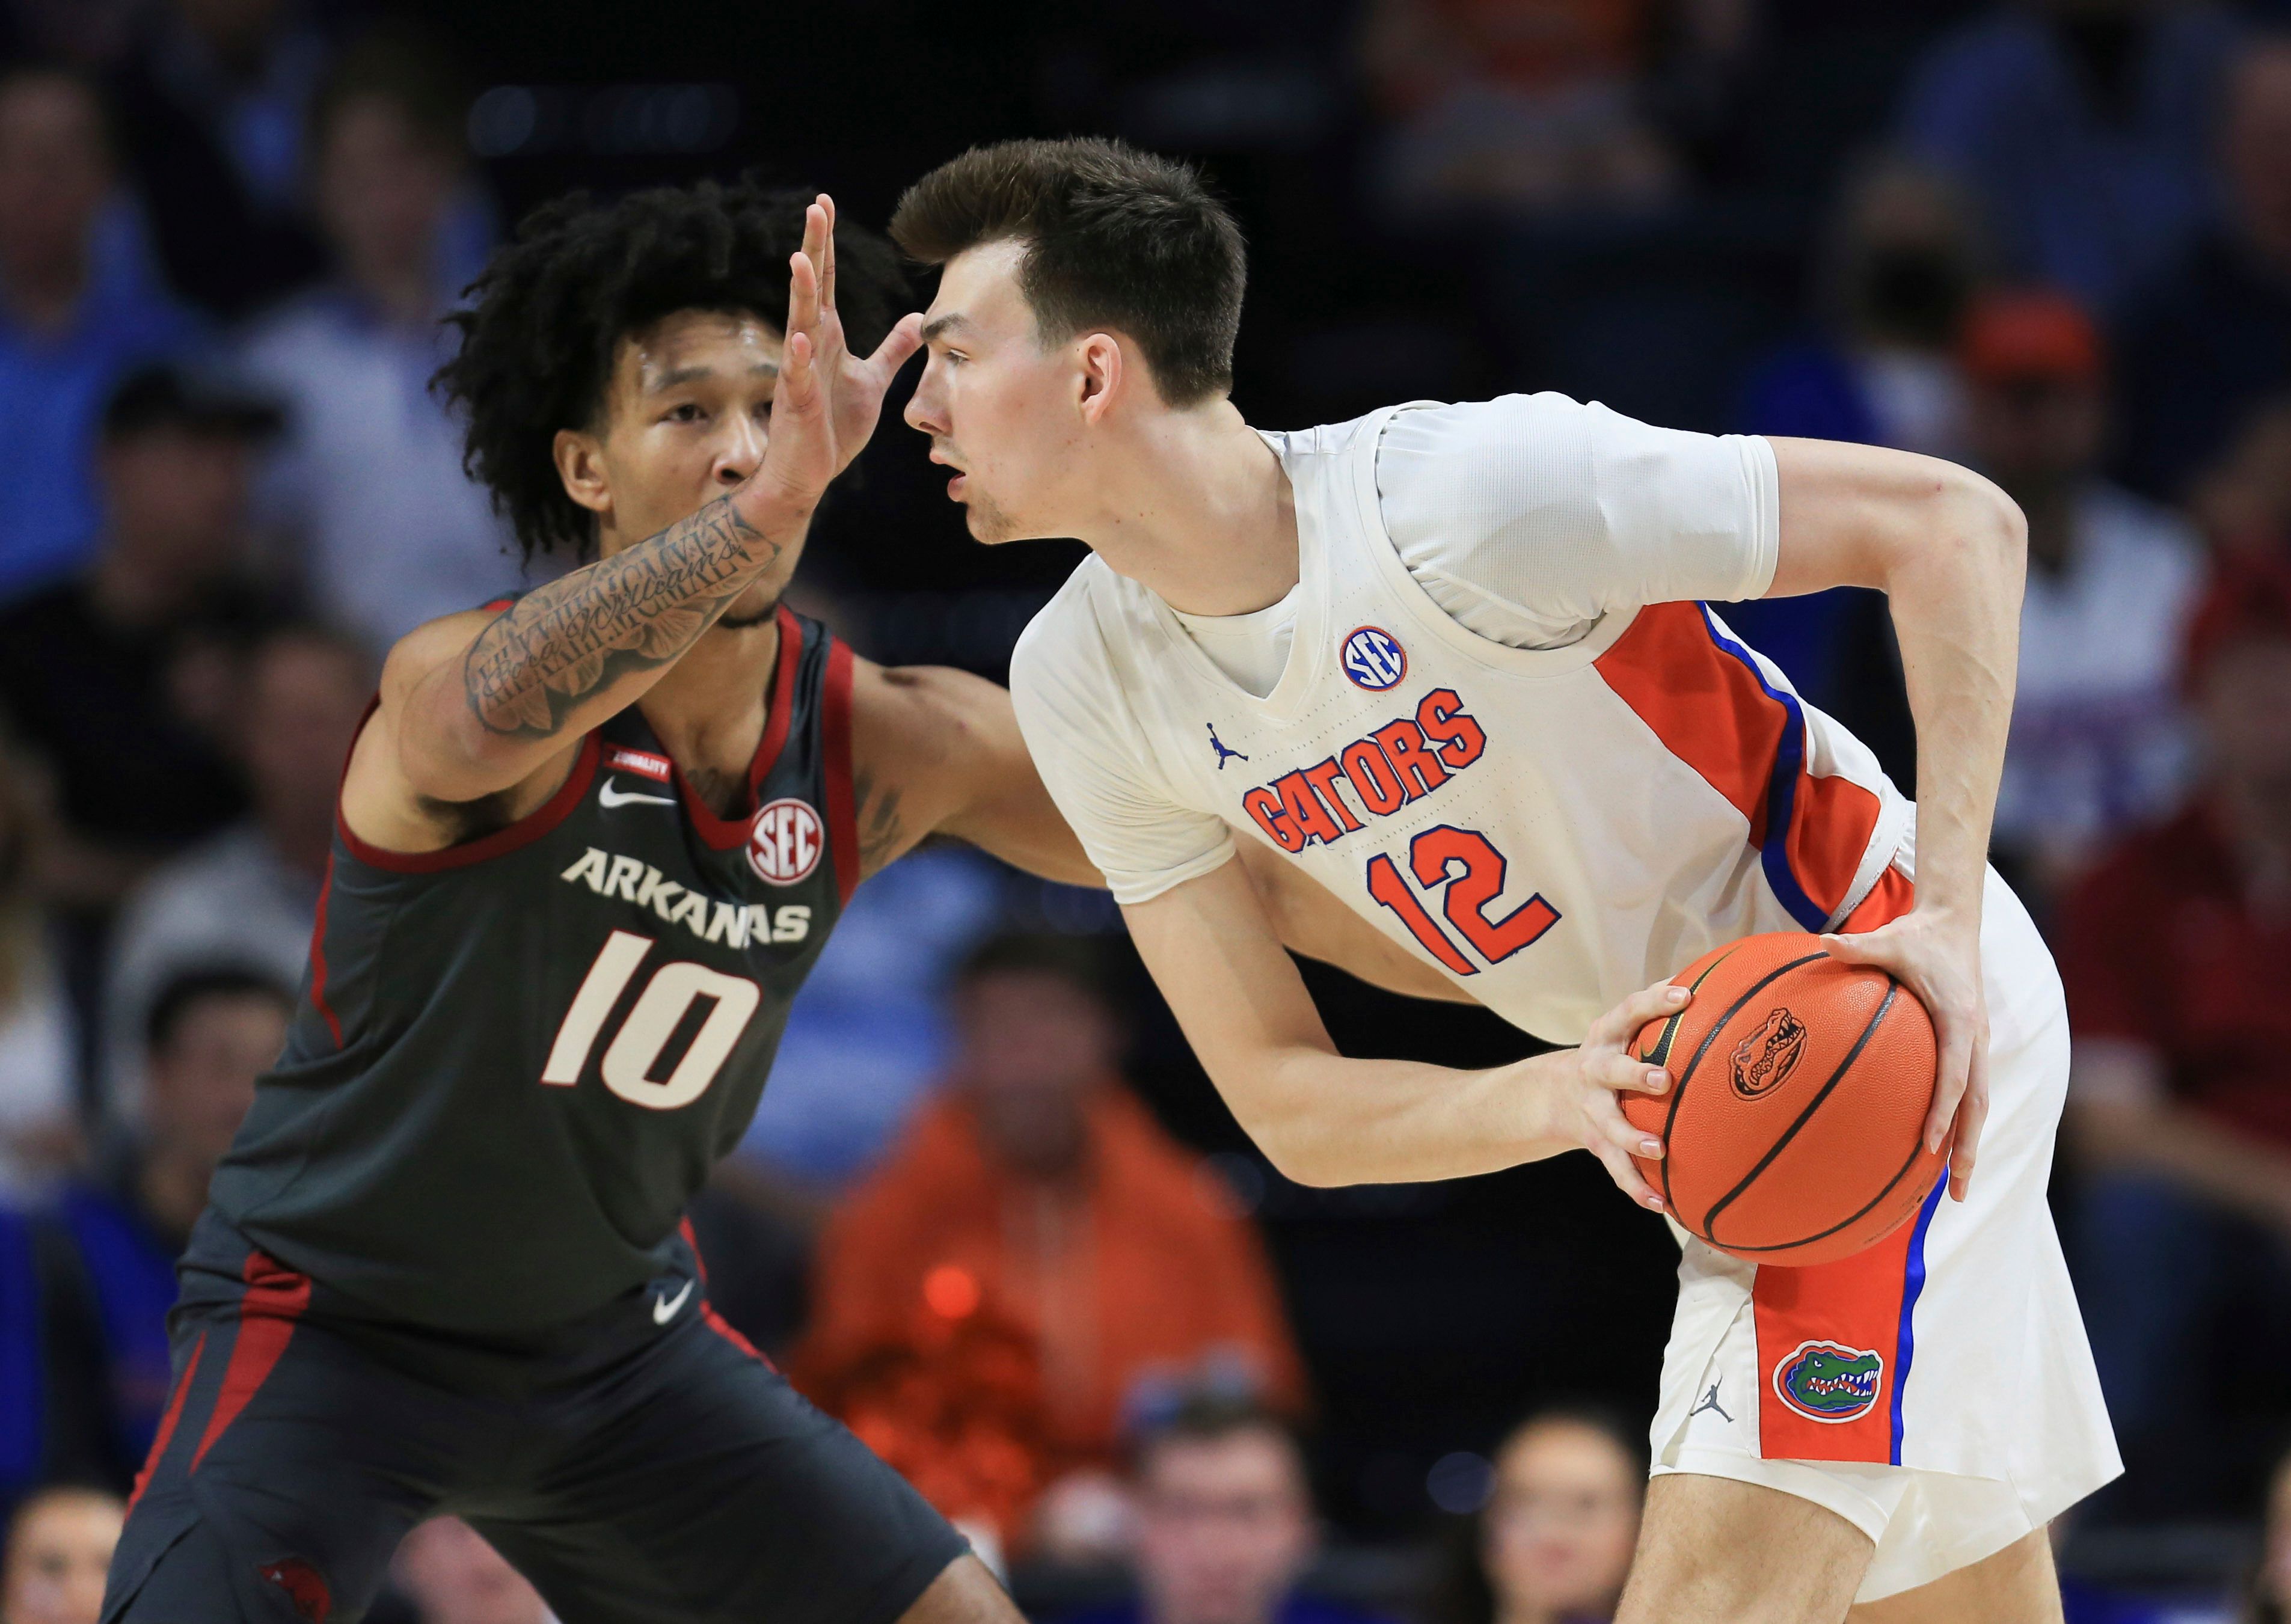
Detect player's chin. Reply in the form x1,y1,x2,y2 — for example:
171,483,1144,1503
960,495,1022,545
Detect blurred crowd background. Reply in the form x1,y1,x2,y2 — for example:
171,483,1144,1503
2,0,2291,1621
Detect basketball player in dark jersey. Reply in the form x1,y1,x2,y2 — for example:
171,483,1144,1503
100,184,1435,1623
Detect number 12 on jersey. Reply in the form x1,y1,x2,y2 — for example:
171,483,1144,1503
1364,826,1559,975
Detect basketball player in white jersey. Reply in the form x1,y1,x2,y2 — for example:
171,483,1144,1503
885,140,2120,1622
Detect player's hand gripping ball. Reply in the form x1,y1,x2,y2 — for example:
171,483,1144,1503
1621,933,1949,1266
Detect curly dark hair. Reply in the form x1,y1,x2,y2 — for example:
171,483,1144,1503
435,178,907,562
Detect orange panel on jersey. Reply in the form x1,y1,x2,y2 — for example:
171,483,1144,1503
1786,767,1886,921
1594,602,1885,925
1595,602,1780,838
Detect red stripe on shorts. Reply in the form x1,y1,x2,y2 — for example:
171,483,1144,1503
1751,859,1918,1463
189,1252,311,1473
127,1329,204,1511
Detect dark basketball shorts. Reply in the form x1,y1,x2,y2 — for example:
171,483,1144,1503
102,1220,968,1624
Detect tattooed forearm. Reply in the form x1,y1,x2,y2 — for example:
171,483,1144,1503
853,765,909,878
463,495,780,738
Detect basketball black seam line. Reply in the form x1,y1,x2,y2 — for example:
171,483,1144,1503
1701,978,1898,1247
1658,951,1828,1218
1636,949,1738,1211
1713,1095,1940,1253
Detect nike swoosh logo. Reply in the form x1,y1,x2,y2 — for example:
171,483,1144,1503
652,1279,694,1325
1638,948,1739,1066
600,777,677,809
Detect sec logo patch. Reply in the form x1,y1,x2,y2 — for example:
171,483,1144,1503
1340,626,1407,691
749,798,824,886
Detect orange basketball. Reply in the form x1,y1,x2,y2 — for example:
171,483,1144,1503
1619,932,1947,1267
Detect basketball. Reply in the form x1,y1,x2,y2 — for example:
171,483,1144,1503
1619,933,1947,1267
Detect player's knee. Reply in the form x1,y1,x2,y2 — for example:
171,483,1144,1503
1616,1475,1871,1624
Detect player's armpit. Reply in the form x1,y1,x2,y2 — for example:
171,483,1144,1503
1231,843,1476,1003
848,658,1102,886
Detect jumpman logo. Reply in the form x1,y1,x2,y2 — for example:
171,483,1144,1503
1690,1380,1732,1423
1207,724,1249,770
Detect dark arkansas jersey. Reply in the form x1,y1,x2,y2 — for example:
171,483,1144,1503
208,607,857,1335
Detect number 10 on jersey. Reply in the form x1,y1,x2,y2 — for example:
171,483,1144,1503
1364,825,1559,975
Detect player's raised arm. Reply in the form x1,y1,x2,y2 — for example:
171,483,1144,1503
371,197,922,809
1124,857,1680,1199
1764,437,2027,1200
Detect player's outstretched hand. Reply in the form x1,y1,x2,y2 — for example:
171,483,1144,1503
1545,978,1687,1215
750,195,925,520
1820,909,1987,1203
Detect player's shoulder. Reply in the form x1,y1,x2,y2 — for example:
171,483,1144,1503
1011,554,1153,691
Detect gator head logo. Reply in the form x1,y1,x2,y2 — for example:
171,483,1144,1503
1729,1007,1807,1099
1773,1340,1884,1423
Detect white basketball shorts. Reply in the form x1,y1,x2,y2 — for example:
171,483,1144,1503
1647,860,2121,1602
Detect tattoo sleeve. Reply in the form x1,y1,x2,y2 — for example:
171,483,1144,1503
463,495,778,738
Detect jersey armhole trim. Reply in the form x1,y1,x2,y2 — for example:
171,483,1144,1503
305,850,343,1047
822,636,858,907
335,732,603,874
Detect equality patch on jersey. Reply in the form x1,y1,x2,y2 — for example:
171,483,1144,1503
1339,625,1407,691
605,746,673,783
749,798,824,886
1772,1340,1883,1423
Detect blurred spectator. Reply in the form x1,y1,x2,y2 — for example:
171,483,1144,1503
1966,290,2204,904
100,621,366,1116
2057,562,2291,1513
1896,0,2240,316
0,1486,121,1624
0,364,277,913
0,745,73,1199
1360,0,1678,222
797,935,1306,1546
0,65,197,603
2250,1444,2291,1624
2113,33,2291,506
1730,155,1984,703
101,0,333,322
1060,1393,1390,1624
34,969,289,1495
2189,395,2291,564
1432,1409,1643,1624
236,28,520,651
390,1517,551,1624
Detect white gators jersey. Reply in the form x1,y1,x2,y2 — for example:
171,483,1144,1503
1011,403,1915,1044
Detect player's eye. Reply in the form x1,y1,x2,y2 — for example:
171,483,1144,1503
665,402,705,424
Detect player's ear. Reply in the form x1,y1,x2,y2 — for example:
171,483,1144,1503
1075,331,1123,426
554,427,612,518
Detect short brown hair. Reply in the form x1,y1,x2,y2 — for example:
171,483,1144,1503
891,137,1245,406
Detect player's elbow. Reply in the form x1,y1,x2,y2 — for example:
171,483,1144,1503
380,637,519,804
1913,464,2025,595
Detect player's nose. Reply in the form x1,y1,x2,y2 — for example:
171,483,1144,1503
715,414,767,484
902,373,944,435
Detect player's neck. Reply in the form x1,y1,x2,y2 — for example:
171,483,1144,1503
637,611,782,800
1081,400,1298,617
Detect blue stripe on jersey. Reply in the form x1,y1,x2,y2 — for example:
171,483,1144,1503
1696,604,1829,931
1889,1172,1951,1465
